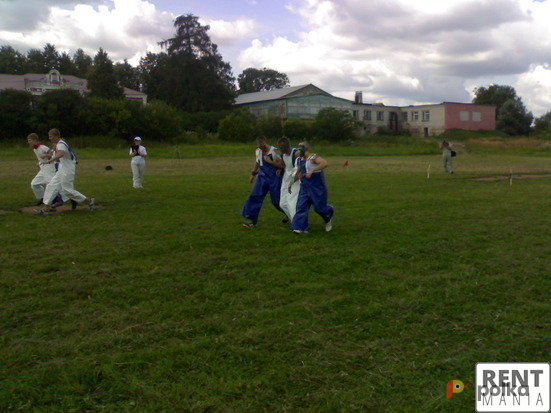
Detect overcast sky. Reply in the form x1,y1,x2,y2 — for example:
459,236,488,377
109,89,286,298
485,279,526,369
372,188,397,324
1,0,550,116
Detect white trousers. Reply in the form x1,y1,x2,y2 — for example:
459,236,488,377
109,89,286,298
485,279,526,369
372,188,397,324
43,165,86,206
131,162,145,188
31,166,55,200
280,173,300,220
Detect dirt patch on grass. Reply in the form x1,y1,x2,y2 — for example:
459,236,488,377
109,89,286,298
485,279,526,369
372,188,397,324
21,204,101,214
474,174,551,182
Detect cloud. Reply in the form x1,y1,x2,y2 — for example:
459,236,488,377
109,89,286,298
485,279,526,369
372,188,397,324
239,0,551,115
201,17,257,47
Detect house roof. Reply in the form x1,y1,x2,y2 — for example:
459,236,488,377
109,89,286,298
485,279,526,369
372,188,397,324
234,84,333,105
0,72,145,98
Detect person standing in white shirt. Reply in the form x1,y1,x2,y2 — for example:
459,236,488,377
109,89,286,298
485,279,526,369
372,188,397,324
129,137,147,188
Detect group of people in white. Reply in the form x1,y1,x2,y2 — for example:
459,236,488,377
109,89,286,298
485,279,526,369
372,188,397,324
28,132,149,214
241,136,334,234
28,129,94,214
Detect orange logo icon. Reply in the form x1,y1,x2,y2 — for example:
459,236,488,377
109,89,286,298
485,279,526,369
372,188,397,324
447,380,469,399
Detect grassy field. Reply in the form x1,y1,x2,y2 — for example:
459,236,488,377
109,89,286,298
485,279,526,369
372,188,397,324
1,143,550,412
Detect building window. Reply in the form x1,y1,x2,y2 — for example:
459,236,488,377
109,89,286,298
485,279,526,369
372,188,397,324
472,111,482,122
401,112,408,122
353,110,359,119
377,111,384,121
412,111,419,121
460,111,469,121
364,110,371,121
422,110,430,122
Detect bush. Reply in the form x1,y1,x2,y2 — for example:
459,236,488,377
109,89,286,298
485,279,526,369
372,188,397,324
0,89,32,140
218,109,257,142
283,119,313,142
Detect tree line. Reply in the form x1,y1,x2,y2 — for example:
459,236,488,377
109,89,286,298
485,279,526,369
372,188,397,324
1,13,550,141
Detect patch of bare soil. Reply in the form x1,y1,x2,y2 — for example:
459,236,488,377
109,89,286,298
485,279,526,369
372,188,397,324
21,204,100,214
474,174,551,182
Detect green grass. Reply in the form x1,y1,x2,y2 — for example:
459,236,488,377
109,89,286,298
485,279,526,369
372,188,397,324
0,147,550,412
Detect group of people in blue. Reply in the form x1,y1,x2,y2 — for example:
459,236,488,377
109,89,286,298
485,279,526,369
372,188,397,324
241,136,334,234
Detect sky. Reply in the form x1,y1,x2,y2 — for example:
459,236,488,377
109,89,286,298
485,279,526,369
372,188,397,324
1,0,551,116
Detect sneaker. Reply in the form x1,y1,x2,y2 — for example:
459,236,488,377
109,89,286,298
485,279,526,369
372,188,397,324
34,199,43,206
70,200,78,210
242,222,255,228
89,198,95,211
325,219,333,232
34,209,50,215
281,216,290,224
292,230,308,234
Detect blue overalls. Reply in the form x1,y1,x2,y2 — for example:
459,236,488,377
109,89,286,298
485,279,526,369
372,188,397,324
241,147,283,224
291,155,334,232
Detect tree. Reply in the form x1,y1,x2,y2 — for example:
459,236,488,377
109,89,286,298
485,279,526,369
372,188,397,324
155,14,236,111
42,43,60,71
72,48,93,78
58,51,75,75
534,111,551,134
0,45,25,74
87,48,124,99
24,48,46,73
114,59,140,90
472,84,518,117
473,85,533,135
497,100,533,136
32,90,85,136
0,89,33,139
238,67,290,93
313,107,356,142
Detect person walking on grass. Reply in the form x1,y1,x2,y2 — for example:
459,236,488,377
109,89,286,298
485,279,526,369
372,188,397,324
27,133,64,207
130,136,147,188
36,128,94,215
290,142,334,234
439,139,454,174
276,137,300,225
241,135,285,228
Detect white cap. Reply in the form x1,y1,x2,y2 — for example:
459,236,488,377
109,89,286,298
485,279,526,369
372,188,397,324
134,136,142,141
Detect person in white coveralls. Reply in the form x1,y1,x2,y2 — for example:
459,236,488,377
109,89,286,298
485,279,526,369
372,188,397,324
36,128,94,214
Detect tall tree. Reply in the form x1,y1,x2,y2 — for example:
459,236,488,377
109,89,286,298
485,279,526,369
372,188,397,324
0,45,25,74
58,51,75,75
155,14,235,111
72,48,93,78
42,43,60,70
114,59,140,90
473,84,533,135
472,85,518,119
25,48,46,73
87,48,124,99
497,99,533,136
238,67,290,93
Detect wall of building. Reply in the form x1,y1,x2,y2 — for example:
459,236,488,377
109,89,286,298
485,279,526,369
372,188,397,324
444,103,495,131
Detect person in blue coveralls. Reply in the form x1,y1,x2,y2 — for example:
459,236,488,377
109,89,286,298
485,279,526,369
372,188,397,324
241,136,285,228
290,142,334,234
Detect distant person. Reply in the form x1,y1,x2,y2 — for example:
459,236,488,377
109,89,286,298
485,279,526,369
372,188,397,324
130,136,147,188
290,142,334,234
241,136,285,227
276,137,300,224
439,140,454,174
36,128,94,214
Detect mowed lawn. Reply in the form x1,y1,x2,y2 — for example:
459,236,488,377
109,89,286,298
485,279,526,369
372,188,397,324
1,148,550,412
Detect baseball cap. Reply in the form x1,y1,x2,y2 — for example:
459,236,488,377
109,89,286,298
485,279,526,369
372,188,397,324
133,137,142,141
